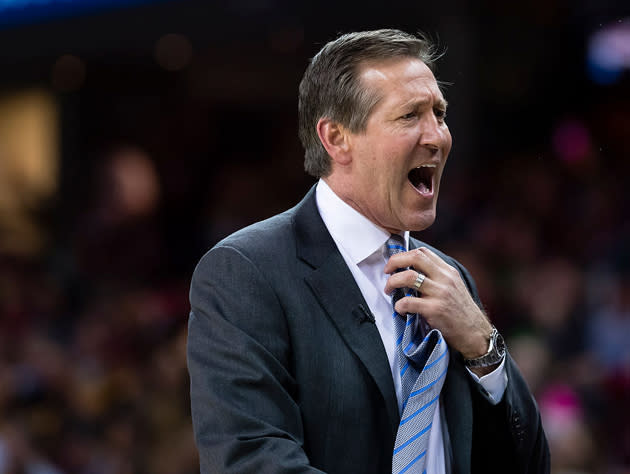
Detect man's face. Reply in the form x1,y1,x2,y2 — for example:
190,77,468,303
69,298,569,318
340,57,452,233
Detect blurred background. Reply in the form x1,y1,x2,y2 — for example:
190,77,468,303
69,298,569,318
0,0,628,472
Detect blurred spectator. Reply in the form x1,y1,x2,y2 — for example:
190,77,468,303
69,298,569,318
540,384,596,474
585,267,630,469
73,145,164,286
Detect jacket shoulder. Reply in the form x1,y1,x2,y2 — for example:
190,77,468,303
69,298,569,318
194,205,301,280
216,209,294,253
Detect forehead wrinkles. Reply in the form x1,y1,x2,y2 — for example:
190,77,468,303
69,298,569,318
403,78,446,109
359,59,443,112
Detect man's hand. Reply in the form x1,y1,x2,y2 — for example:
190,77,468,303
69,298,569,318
384,247,493,362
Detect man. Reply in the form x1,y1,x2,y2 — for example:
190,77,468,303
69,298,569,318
187,29,549,473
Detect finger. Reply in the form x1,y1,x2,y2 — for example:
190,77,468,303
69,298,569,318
417,247,458,276
384,270,432,295
394,296,433,320
384,249,439,278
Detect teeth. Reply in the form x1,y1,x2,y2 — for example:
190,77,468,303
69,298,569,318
419,164,436,168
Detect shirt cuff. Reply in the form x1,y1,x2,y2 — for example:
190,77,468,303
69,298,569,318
465,356,508,405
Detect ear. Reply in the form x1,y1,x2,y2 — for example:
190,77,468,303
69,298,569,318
316,117,352,166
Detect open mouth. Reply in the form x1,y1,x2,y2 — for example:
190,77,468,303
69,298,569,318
408,164,435,194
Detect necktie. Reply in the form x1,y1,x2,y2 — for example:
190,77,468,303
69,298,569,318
386,235,449,474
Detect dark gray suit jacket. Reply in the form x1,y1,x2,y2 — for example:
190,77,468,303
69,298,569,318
187,187,550,473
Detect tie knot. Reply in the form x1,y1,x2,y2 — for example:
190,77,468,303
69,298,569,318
385,234,406,258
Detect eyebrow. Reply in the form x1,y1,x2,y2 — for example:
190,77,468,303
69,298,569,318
401,97,448,111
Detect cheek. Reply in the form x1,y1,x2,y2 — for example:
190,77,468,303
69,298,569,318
442,127,453,153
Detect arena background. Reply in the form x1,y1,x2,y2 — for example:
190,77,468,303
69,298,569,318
0,1,628,472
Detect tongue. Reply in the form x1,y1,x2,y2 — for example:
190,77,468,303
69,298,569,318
416,182,430,194
408,167,432,194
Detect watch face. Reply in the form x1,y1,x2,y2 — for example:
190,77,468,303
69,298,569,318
463,328,506,368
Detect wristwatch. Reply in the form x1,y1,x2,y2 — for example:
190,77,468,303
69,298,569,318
463,327,506,368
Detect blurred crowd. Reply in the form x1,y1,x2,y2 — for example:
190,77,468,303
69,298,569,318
0,82,629,474
429,124,630,472
0,147,197,473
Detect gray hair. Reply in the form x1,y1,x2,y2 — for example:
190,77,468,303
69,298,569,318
298,29,442,177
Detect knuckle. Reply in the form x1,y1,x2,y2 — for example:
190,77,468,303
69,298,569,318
435,282,448,297
444,268,459,285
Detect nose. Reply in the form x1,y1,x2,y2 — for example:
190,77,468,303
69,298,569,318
418,114,450,152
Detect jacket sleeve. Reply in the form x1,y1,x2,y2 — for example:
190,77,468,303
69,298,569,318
451,258,551,474
187,245,325,474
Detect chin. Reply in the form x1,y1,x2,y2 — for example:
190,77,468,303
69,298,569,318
406,211,436,232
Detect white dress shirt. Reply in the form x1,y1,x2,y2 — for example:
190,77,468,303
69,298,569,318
315,179,507,474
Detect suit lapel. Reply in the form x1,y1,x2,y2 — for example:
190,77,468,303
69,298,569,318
443,353,473,474
292,186,400,437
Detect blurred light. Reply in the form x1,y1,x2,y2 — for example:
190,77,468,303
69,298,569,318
587,19,630,85
51,54,86,92
552,119,592,164
154,34,192,71
0,89,58,256
0,0,170,29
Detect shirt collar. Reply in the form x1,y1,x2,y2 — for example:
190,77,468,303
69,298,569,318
315,179,409,265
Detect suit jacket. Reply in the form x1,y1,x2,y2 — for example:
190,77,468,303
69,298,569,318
187,187,550,473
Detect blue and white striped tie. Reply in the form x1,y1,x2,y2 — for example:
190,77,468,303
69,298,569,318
386,235,449,474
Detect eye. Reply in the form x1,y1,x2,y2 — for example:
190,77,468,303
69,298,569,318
400,112,416,120
434,108,447,122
